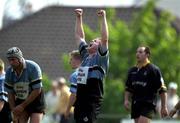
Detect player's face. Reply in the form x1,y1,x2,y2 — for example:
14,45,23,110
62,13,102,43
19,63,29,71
87,38,100,54
69,56,80,69
136,47,148,63
7,57,21,69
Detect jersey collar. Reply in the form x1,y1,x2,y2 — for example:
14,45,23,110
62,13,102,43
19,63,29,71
136,59,150,69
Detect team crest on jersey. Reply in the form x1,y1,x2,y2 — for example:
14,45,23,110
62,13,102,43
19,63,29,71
144,71,147,76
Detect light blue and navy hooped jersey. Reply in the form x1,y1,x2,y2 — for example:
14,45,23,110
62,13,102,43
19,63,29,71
79,41,109,80
0,73,8,102
69,69,78,94
5,59,42,100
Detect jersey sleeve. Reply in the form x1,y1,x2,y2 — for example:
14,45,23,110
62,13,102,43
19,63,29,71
29,61,42,89
79,40,88,60
0,77,8,102
98,44,108,56
4,69,15,93
69,72,77,94
125,69,134,93
154,67,167,94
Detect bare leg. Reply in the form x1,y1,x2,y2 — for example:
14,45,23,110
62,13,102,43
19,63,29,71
138,115,150,123
18,111,29,123
134,118,139,123
29,113,43,123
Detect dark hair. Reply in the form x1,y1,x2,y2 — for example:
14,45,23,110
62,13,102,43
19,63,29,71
144,46,151,58
138,45,151,58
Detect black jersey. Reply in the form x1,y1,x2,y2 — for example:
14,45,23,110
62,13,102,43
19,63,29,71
125,63,167,105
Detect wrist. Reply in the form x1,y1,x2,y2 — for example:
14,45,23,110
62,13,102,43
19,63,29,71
161,106,167,109
20,102,27,109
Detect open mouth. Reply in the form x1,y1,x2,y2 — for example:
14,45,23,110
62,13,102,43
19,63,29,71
89,43,93,47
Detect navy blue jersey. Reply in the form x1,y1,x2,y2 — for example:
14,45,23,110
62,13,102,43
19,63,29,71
126,63,167,105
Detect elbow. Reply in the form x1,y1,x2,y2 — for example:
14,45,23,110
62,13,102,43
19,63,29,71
75,34,84,41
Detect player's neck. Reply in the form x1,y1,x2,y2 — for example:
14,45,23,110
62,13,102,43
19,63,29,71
14,63,23,76
137,59,150,68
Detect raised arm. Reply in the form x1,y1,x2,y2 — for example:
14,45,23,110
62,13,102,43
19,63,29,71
74,9,85,46
97,10,109,48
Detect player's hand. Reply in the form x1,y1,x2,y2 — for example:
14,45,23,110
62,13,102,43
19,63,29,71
169,108,177,117
11,111,19,123
75,8,83,17
161,107,168,118
97,10,106,17
124,100,130,111
13,105,24,116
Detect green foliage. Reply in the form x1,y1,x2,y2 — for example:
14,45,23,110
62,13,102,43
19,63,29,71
82,0,180,116
61,53,71,71
42,73,51,92
102,78,127,114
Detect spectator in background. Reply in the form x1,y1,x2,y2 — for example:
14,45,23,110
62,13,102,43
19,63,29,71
56,77,73,123
169,100,180,118
157,82,179,118
4,47,46,123
0,59,12,123
64,50,82,120
45,80,61,123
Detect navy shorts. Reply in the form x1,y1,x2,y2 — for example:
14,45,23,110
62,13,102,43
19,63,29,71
0,102,12,123
74,101,102,123
16,90,46,114
74,78,103,123
131,101,155,119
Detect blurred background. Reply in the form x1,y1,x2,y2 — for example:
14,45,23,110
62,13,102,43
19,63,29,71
0,0,179,123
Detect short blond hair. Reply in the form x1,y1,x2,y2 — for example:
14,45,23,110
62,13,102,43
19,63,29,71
0,59,4,71
69,50,82,61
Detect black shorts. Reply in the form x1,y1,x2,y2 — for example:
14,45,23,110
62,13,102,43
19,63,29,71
0,102,12,123
74,102,102,123
16,90,46,114
74,78,103,123
131,101,155,119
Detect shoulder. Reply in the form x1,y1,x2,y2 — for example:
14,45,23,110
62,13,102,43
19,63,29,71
5,66,12,75
128,66,137,73
69,71,78,81
26,60,40,66
147,63,160,71
26,60,41,69
79,41,88,50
